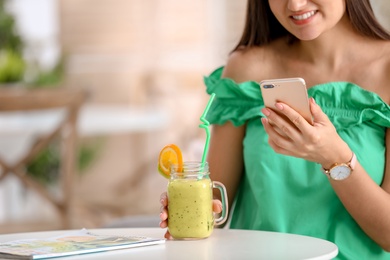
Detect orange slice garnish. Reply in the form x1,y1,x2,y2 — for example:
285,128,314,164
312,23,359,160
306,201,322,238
158,144,183,179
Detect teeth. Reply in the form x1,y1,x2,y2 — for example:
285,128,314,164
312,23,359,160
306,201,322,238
292,11,316,20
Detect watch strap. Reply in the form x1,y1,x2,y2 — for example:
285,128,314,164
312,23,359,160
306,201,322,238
349,152,357,170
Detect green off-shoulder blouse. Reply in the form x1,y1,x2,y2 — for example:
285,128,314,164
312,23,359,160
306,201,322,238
204,66,390,260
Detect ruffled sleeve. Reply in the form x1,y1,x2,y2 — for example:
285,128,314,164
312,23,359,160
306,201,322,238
309,82,390,130
204,67,390,130
203,67,264,126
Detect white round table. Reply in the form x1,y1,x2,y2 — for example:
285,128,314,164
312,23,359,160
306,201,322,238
0,228,338,259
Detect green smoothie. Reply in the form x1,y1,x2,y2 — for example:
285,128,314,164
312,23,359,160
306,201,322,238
168,178,214,239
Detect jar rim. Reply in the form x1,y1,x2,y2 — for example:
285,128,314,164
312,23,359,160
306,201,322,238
170,161,209,175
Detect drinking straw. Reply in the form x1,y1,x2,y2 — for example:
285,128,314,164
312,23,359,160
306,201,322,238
199,93,216,168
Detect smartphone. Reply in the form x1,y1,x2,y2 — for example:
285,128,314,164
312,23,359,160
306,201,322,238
260,77,313,124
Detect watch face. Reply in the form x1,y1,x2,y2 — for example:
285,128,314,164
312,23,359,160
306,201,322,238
330,165,351,180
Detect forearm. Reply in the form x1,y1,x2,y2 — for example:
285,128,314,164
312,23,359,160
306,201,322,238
330,162,390,251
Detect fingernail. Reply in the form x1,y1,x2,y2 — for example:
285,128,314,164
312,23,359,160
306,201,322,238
275,103,283,110
261,108,270,116
311,97,316,104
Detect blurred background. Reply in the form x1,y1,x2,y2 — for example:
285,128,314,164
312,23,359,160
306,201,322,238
0,0,389,234
0,0,246,233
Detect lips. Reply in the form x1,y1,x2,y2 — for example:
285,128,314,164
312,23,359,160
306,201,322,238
292,10,317,21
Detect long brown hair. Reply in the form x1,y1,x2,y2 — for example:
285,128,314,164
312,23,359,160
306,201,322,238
233,0,390,51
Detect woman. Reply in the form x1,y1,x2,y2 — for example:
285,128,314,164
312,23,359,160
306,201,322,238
160,1,390,258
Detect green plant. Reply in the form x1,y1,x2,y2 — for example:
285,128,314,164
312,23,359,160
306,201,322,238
30,59,65,88
26,143,60,186
27,139,103,186
0,0,23,52
0,0,65,87
0,48,25,82
0,0,97,185
0,0,25,83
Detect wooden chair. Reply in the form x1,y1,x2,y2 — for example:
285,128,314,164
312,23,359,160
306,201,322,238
0,88,86,229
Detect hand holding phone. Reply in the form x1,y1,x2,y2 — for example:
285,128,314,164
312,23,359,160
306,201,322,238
260,77,313,124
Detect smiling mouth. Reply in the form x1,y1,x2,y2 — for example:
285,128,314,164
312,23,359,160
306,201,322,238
292,10,317,21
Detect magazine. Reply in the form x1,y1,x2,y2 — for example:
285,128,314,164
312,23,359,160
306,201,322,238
0,228,165,259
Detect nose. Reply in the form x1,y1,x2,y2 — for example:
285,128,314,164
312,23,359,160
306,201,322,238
287,0,307,11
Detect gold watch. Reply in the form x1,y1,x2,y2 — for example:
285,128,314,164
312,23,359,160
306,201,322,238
321,152,357,180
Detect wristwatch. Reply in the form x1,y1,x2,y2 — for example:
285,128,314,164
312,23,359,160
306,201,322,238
321,152,357,180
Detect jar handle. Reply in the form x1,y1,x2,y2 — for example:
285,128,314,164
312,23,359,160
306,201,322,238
212,181,229,225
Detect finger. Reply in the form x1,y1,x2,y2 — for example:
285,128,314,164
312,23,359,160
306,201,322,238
160,207,168,220
272,124,290,137
273,102,312,133
267,119,289,137
159,218,168,228
164,231,173,240
261,117,293,149
160,192,168,207
268,138,294,156
159,207,168,228
213,199,222,213
309,98,330,125
262,107,300,140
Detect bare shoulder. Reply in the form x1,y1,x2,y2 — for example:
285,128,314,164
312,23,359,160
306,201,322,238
373,41,390,103
347,40,390,103
222,45,277,83
383,42,390,72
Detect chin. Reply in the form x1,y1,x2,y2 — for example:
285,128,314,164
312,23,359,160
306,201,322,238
295,32,321,41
